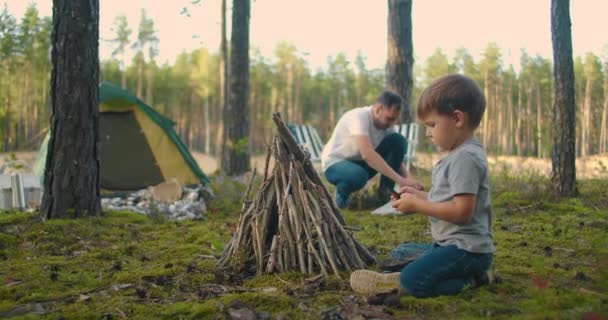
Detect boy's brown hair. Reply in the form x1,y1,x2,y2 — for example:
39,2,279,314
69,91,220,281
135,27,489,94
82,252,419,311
417,74,486,129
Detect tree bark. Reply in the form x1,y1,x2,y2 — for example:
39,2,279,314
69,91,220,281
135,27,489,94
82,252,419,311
41,0,101,219
536,84,543,158
216,0,228,158
386,0,414,123
601,62,608,154
550,0,577,197
222,0,250,175
581,68,593,157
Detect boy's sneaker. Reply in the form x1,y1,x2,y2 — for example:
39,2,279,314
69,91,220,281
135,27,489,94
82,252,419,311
349,270,401,296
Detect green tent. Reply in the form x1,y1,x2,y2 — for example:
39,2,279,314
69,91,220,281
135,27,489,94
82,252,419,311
35,81,209,192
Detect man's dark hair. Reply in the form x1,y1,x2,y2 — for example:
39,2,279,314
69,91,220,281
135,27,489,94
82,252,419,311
417,74,486,129
376,90,403,110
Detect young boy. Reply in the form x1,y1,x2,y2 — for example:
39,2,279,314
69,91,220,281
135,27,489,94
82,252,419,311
350,74,495,298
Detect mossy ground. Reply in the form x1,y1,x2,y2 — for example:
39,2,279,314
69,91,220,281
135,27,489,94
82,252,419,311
1,171,607,319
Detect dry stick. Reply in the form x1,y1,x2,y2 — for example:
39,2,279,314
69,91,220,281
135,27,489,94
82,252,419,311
265,235,279,273
242,167,257,205
289,162,319,273
315,189,366,269
252,215,263,274
278,168,298,270
271,112,345,225
263,143,273,181
315,184,376,265
291,174,328,276
286,196,307,273
296,180,341,278
308,190,352,272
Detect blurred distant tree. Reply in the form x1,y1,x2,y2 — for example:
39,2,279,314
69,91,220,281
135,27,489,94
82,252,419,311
222,0,250,175
550,0,577,197
601,55,608,154
479,43,502,149
42,0,101,219
0,5,18,151
386,0,414,123
17,5,41,149
132,9,157,98
580,53,603,156
424,48,455,86
109,14,132,88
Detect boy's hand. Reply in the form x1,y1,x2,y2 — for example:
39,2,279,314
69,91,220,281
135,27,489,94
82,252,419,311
391,192,418,214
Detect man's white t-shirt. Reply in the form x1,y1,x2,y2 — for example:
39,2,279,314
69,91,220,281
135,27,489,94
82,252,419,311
321,106,395,171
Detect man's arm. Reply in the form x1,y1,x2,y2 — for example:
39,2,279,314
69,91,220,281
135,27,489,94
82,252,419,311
354,135,407,186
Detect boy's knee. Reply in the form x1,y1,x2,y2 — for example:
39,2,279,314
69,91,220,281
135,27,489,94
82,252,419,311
401,269,433,298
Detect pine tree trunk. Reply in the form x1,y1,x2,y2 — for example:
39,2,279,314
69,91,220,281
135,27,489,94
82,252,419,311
550,0,577,197
482,70,490,148
516,81,523,156
216,0,228,158
41,0,101,219
145,65,153,104
136,54,143,98
204,97,210,153
506,76,513,154
386,0,414,123
526,86,533,155
537,84,543,158
600,63,608,154
3,64,12,151
581,72,593,157
222,0,251,175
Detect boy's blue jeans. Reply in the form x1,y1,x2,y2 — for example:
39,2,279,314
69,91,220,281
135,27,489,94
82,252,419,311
324,133,406,207
392,243,493,298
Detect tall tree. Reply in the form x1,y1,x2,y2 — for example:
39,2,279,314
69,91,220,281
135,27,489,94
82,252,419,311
132,9,157,98
216,0,228,158
109,14,131,88
601,57,608,154
386,0,414,123
550,0,577,197
0,5,17,151
222,0,250,175
42,0,101,219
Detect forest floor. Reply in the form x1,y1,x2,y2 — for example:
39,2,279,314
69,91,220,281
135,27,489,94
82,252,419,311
0,156,607,319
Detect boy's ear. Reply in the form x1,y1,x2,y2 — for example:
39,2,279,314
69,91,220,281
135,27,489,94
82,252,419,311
453,110,467,128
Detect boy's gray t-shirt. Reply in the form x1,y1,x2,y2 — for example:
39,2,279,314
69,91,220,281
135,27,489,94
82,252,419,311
428,138,495,253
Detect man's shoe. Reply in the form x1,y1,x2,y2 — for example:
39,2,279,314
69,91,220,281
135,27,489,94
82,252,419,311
335,190,349,209
473,270,494,287
349,270,401,296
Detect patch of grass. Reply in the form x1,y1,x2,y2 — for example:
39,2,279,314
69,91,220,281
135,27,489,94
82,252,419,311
0,172,607,319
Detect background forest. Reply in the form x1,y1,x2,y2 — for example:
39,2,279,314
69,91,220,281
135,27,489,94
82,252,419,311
1,4,607,159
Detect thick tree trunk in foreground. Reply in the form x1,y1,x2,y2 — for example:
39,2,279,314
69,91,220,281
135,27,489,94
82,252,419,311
41,0,101,219
550,0,577,197
222,0,250,175
386,0,414,123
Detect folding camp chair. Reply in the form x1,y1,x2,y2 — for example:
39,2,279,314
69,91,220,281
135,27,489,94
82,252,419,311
287,124,325,162
394,122,419,172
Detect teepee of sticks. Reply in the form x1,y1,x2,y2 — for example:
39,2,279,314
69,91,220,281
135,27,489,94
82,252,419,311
218,113,376,278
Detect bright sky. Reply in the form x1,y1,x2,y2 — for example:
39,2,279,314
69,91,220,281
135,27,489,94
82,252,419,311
4,0,607,73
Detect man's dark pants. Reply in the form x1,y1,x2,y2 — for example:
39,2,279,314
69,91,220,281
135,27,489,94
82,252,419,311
324,133,406,208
